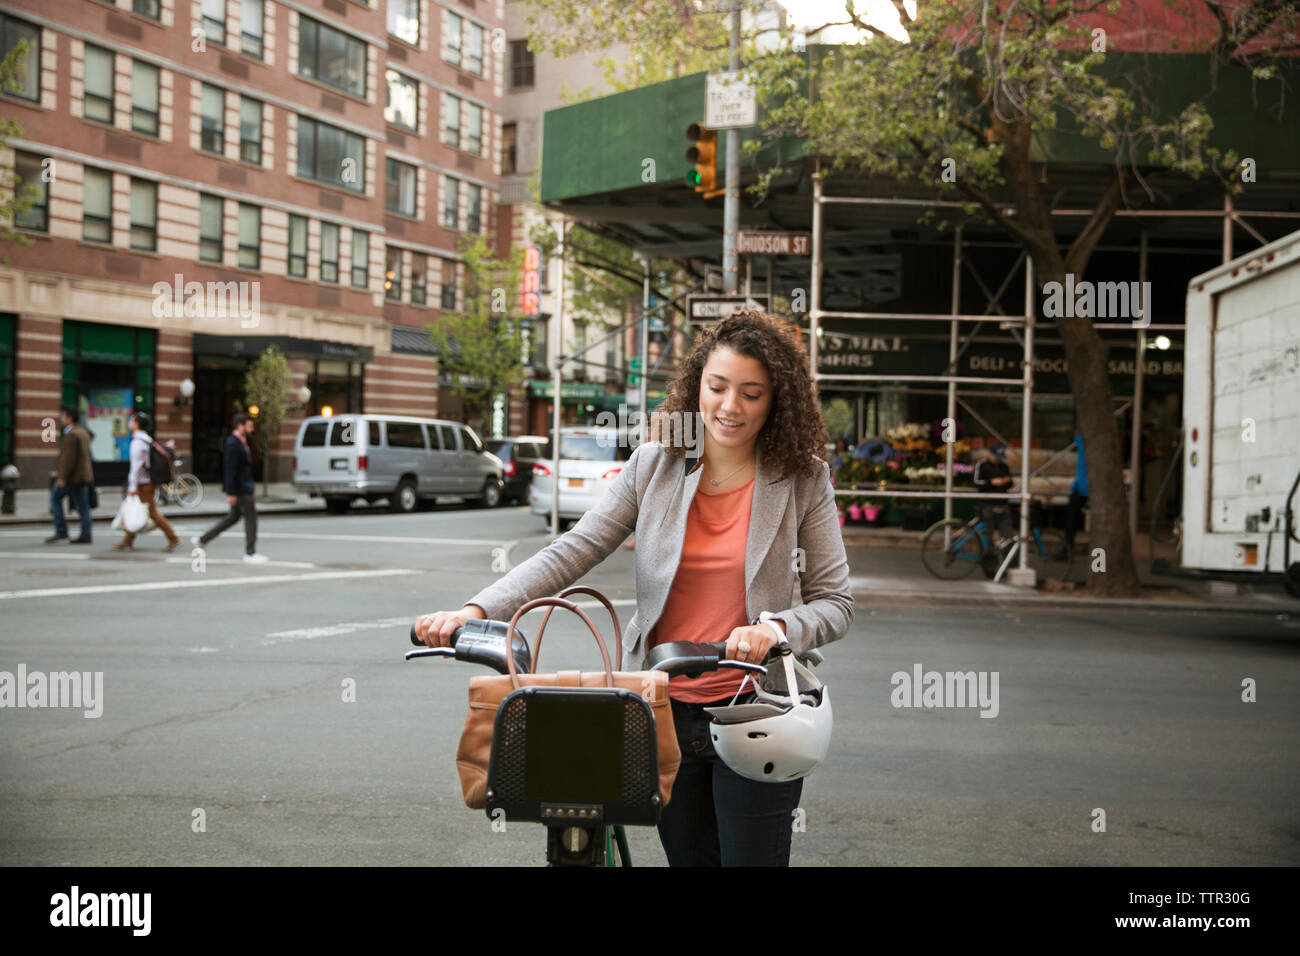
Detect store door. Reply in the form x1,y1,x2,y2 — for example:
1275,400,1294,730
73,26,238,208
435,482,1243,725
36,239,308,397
192,357,264,484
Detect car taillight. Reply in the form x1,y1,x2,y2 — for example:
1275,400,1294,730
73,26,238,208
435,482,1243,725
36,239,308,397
504,460,516,477
358,455,368,471
601,467,623,480
292,455,297,471
533,463,552,477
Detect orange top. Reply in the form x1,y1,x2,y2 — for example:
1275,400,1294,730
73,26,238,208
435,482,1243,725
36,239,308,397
647,475,755,703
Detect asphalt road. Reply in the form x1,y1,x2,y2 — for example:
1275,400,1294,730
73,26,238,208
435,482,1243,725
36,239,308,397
1,504,1297,866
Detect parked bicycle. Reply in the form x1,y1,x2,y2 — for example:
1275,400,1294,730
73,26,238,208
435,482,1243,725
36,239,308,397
921,500,1072,582
405,607,768,867
155,457,204,509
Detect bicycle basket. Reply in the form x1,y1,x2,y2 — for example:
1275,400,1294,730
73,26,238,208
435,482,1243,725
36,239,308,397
486,685,661,827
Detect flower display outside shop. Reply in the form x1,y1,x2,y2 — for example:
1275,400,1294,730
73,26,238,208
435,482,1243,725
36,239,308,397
834,421,976,526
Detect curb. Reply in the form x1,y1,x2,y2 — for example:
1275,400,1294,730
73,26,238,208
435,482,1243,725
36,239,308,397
849,583,1297,616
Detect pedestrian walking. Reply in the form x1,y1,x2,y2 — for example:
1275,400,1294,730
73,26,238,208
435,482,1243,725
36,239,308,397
46,405,95,544
1062,423,1089,558
114,412,181,552
415,310,853,866
193,412,267,563
974,441,1016,576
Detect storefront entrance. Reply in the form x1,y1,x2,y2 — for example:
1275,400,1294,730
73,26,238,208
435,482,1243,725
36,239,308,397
192,356,263,484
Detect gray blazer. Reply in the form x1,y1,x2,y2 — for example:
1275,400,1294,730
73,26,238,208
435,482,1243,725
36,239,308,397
465,439,854,672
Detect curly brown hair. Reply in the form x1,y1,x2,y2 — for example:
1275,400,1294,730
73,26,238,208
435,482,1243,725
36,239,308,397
649,310,829,482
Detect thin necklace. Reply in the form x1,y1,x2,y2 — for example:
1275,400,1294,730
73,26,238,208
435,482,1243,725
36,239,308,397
706,457,753,487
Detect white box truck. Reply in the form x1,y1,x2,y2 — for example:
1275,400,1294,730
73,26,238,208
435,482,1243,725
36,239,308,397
1181,228,1300,595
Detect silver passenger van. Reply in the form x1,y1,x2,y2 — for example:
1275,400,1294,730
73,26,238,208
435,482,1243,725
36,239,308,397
292,414,504,513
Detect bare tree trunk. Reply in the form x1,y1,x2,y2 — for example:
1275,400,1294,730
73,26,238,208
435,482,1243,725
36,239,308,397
991,121,1140,597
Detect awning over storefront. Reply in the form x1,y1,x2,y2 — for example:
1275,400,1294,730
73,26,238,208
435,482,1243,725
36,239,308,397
192,334,374,362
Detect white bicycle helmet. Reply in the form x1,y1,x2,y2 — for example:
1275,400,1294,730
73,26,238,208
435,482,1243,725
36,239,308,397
704,643,833,783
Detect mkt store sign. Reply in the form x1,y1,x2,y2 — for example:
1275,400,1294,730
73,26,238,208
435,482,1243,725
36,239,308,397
817,331,1181,384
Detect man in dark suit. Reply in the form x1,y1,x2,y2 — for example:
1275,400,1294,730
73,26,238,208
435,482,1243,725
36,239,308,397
193,412,268,563
47,405,95,544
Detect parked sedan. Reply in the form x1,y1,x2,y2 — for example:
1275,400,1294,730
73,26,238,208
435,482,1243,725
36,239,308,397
529,427,631,525
484,435,551,505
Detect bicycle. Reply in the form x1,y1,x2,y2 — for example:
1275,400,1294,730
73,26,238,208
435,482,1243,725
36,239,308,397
155,457,204,509
404,593,768,867
920,499,1073,583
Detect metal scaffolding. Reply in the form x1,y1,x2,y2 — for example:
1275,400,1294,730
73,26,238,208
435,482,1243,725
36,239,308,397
806,175,1300,586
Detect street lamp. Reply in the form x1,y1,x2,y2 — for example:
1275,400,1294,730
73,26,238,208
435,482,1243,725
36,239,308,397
173,377,195,407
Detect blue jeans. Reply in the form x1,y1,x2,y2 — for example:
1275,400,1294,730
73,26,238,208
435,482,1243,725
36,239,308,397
657,695,804,866
51,481,93,539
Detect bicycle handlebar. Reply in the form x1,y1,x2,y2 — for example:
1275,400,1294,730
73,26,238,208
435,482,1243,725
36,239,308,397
407,624,767,678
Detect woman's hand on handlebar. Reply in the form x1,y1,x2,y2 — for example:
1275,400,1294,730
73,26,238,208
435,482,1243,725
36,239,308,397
723,623,782,666
414,604,486,648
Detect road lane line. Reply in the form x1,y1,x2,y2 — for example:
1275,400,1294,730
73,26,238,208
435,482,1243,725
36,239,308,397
0,568,421,600
0,551,317,568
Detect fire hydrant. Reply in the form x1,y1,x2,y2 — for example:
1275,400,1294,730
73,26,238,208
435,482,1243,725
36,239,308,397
1,464,18,515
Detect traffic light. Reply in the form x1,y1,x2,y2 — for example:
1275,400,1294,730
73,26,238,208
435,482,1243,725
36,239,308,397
685,122,717,193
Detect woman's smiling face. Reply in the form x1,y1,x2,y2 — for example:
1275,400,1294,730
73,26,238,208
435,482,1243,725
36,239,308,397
698,346,772,453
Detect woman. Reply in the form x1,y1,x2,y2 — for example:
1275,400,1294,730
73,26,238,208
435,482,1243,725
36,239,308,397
416,310,854,866
114,412,181,552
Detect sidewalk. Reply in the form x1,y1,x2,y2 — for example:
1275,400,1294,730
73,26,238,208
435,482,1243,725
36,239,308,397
841,525,1300,615
1,481,325,528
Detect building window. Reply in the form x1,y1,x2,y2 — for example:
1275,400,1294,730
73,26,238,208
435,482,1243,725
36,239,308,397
384,247,402,301
385,69,418,131
509,40,534,90
441,94,460,148
501,122,517,174
297,116,365,192
13,152,48,232
298,15,366,98
288,214,307,277
320,222,339,283
201,0,227,46
441,177,459,230
466,183,481,234
131,61,160,136
466,23,484,77
60,321,158,467
129,179,157,252
241,0,264,59
237,203,260,269
386,158,417,217
84,45,115,124
440,259,456,309
199,193,223,262
387,0,419,46
200,84,224,153
465,103,483,156
240,96,263,164
308,359,364,417
350,229,368,287
0,14,40,102
443,11,462,67
133,0,161,22
82,167,113,243
411,253,427,305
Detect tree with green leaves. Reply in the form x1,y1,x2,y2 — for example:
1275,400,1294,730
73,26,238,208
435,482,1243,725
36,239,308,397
1,41,40,261
424,235,529,432
521,0,1298,596
244,345,293,496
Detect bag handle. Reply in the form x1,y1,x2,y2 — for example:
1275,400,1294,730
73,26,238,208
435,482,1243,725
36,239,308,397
529,585,623,673
505,597,614,689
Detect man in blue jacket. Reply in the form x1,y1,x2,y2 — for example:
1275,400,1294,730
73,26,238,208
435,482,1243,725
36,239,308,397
193,412,268,563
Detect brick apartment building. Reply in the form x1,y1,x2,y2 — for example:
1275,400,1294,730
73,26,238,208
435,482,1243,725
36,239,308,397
0,0,526,487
